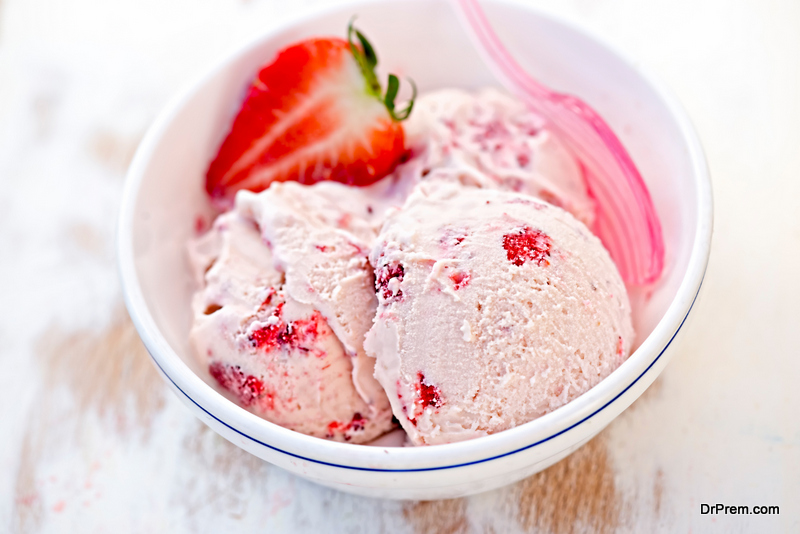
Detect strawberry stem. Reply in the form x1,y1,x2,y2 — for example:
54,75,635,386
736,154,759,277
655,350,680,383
347,18,416,122
385,75,416,121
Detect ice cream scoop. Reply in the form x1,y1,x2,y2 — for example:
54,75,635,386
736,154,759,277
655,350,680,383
189,203,395,443
401,88,596,227
236,180,399,412
365,179,634,445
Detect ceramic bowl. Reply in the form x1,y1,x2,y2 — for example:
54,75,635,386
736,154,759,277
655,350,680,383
118,0,712,500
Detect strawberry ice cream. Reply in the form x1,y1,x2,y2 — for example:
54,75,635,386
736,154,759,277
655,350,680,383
187,16,637,447
235,181,395,413
364,179,633,445
401,88,595,227
189,196,395,443
189,86,634,444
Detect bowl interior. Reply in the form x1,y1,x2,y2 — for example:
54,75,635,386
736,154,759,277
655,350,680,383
126,0,700,437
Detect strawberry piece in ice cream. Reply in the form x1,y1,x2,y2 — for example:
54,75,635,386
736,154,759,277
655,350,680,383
188,211,394,443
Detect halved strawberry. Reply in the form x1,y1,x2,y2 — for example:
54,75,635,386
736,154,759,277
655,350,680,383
206,22,415,205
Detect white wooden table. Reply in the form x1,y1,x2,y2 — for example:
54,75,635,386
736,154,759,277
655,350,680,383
2,0,798,531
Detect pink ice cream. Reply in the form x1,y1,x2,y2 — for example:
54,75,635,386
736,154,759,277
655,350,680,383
402,88,595,227
364,179,633,445
189,183,396,443
235,181,396,412
189,88,630,445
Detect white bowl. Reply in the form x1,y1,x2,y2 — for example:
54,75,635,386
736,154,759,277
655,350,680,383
118,0,712,500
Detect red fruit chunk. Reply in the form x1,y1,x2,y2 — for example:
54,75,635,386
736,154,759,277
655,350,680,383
248,303,286,350
415,372,442,412
209,362,265,407
502,226,551,267
375,261,404,301
260,287,277,308
248,304,322,352
205,24,415,205
406,374,442,426
348,412,366,432
325,412,367,439
449,270,471,290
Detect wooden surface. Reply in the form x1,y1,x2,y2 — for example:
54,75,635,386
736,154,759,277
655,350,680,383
2,0,799,532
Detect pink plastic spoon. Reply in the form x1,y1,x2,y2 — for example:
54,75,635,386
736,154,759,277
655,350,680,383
452,0,664,285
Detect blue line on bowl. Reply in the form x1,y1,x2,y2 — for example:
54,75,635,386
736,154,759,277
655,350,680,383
148,278,702,472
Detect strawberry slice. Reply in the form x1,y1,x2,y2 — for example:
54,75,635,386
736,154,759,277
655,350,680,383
206,22,415,205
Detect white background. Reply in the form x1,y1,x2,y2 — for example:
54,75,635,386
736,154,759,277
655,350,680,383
1,0,798,532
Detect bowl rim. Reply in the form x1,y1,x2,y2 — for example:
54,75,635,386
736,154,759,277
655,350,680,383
117,0,712,472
